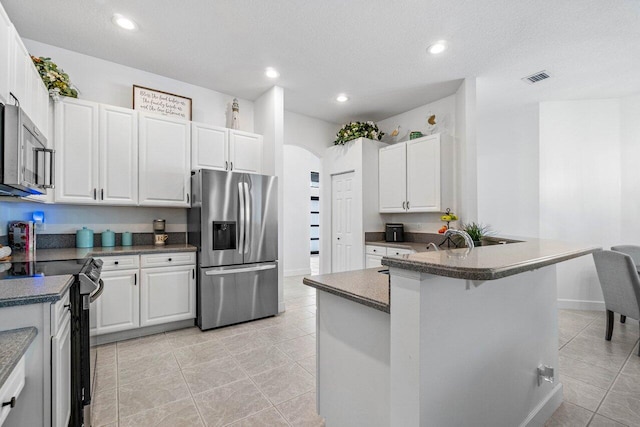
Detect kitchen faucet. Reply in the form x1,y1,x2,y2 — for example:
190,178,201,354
444,229,475,249
427,242,439,251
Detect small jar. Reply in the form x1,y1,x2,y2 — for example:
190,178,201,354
101,230,115,247
76,227,94,248
121,232,133,246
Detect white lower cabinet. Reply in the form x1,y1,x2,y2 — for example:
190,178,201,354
93,269,140,335
92,253,196,336
51,310,71,427
365,245,414,268
140,264,196,327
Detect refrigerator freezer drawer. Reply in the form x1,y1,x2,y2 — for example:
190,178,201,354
198,262,278,330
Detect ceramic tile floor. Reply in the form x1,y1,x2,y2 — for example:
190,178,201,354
93,274,640,427
546,310,640,426
92,275,322,427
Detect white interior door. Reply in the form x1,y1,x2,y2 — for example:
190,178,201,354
332,172,355,273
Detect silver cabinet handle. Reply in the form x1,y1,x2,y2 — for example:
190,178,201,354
407,201,410,210
101,189,104,200
187,193,190,204
230,162,233,171
225,161,229,170
93,188,97,200
402,201,406,210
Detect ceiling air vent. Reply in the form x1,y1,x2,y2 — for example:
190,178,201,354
522,70,551,84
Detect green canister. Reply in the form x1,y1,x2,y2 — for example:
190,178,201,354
76,227,94,248
101,229,115,247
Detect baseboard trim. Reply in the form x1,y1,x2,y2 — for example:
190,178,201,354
521,383,563,427
93,319,195,345
279,301,286,313
558,299,605,311
284,268,312,277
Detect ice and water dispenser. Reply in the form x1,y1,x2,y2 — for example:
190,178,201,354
212,222,236,250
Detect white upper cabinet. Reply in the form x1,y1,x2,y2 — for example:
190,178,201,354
10,28,29,112
378,142,407,212
0,5,12,105
99,104,138,205
406,136,440,212
139,112,191,207
55,99,138,205
191,122,228,171
191,125,263,174
54,98,100,204
378,134,443,213
229,130,263,173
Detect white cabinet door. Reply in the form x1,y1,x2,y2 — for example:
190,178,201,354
0,6,12,105
51,311,71,427
191,122,228,171
229,130,263,173
365,254,383,268
94,269,140,335
9,28,29,112
54,99,100,204
99,105,138,205
139,113,191,207
378,143,407,212
406,135,440,212
140,265,196,327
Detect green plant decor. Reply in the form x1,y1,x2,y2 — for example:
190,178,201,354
462,222,492,244
31,56,78,98
334,121,384,145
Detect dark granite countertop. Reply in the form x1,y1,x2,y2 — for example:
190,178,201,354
303,268,390,313
382,238,600,280
0,327,37,389
9,244,197,262
0,275,74,308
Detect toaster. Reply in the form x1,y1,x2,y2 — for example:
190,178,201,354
385,223,404,242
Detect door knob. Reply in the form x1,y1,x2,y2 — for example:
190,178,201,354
337,237,341,240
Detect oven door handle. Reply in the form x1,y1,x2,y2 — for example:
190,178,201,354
33,147,56,189
89,279,104,303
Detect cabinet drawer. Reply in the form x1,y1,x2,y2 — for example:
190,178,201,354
95,255,140,271
0,356,26,427
51,288,70,336
141,252,196,268
387,248,413,257
365,245,387,256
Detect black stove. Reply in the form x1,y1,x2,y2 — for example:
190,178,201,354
0,258,88,279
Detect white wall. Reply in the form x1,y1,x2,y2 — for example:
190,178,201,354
377,94,458,232
283,146,320,276
0,201,187,234
476,100,540,237
254,86,285,310
539,99,622,309
284,111,338,158
620,94,640,242
24,39,254,131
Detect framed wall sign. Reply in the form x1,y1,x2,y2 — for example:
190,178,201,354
133,85,192,120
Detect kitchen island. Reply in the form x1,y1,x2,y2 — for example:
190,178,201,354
303,238,599,427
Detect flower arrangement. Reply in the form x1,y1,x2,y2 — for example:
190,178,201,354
334,121,384,145
31,56,78,99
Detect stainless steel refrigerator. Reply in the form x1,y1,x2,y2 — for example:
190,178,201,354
188,169,278,330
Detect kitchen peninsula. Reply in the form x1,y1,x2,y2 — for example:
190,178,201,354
303,238,599,427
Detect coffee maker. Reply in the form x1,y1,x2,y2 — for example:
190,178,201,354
153,219,168,245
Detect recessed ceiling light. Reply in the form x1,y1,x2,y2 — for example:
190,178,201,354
265,67,280,78
427,40,448,55
112,14,138,31
336,94,349,103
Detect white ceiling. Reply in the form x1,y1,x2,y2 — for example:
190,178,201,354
3,0,639,123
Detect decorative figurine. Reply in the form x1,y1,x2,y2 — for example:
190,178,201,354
231,98,240,130
426,113,438,134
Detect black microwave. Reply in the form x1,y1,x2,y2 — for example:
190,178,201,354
0,104,54,196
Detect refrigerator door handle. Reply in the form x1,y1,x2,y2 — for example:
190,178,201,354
204,264,277,276
243,182,251,254
238,181,245,254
